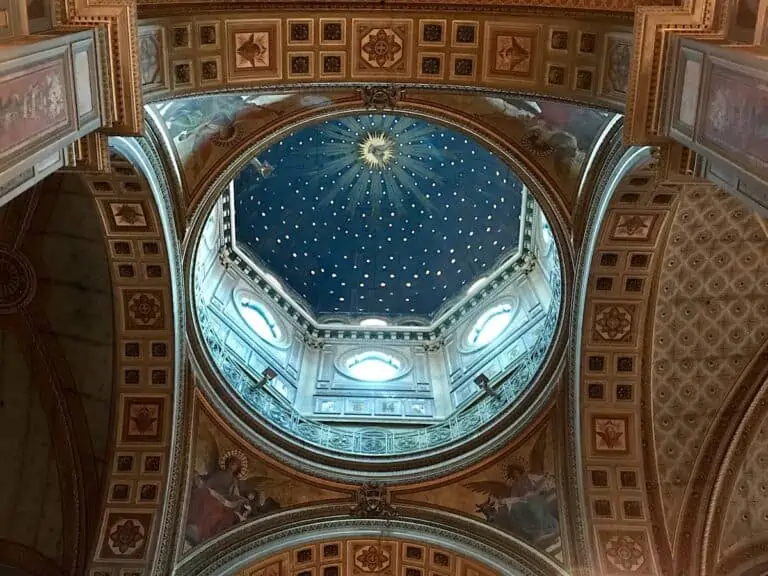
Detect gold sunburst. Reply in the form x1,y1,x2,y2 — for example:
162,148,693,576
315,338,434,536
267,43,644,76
358,132,395,169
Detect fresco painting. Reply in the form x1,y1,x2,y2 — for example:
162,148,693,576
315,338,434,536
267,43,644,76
185,407,345,549
152,92,354,193
420,93,614,194
152,91,613,203
703,67,768,171
0,59,70,157
397,423,562,562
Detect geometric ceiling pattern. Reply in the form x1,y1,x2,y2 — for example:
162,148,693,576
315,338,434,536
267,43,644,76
578,159,678,576
234,538,501,576
577,159,768,576
651,187,768,555
64,154,178,576
139,13,634,116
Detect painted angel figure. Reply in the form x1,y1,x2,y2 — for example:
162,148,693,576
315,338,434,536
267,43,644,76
465,431,559,547
185,446,279,546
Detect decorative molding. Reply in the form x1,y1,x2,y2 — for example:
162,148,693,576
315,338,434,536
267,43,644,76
180,97,574,483
57,0,143,134
623,0,728,145
174,506,569,576
357,85,405,110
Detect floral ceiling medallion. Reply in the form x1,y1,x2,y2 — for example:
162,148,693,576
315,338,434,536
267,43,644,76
0,247,35,314
361,28,404,68
604,534,647,571
107,518,146,556
127,292,163,327
355,545,391,572
236,32,269,69
593,304,634,341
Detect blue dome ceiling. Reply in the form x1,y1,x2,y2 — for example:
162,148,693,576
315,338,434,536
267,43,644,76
233,113,525,318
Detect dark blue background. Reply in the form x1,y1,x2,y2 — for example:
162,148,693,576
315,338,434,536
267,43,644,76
234,113,524,318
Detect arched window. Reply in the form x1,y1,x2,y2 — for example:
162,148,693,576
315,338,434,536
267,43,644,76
360,318,388,327
541,212,554,252
345,351,401,382
468,304,515,347
240,298,282,343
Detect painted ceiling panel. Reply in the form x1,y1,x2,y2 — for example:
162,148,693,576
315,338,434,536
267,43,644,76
148,91,615,216
233,113,524,317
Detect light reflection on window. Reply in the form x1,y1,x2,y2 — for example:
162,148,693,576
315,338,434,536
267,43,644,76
468,304,515,347
346,351,401,381
241,299,282,343
541,212,554,250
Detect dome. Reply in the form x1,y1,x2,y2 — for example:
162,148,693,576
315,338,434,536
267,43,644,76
191,107,565,475
232,113,525,319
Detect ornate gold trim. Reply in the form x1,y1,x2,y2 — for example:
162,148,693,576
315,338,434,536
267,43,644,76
58,0,143,135
623,0,729,145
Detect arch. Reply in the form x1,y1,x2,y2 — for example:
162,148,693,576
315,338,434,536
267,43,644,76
563,144,653,574
646,186,768,576
699,356,768,575
569,143,768,576
174,507,569,576
73,138,185,576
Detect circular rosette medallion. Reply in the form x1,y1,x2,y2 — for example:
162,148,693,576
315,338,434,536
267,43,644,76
0,247,35,314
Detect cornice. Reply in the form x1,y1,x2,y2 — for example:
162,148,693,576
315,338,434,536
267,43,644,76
138,2,639,18
623,0,728,145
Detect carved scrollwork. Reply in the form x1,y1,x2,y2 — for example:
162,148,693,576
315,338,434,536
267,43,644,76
357,86,404,111
422,339,443,352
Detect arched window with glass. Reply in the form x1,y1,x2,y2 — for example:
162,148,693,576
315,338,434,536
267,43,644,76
467,303,516,348
240,298,283,344
345,350,402,382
